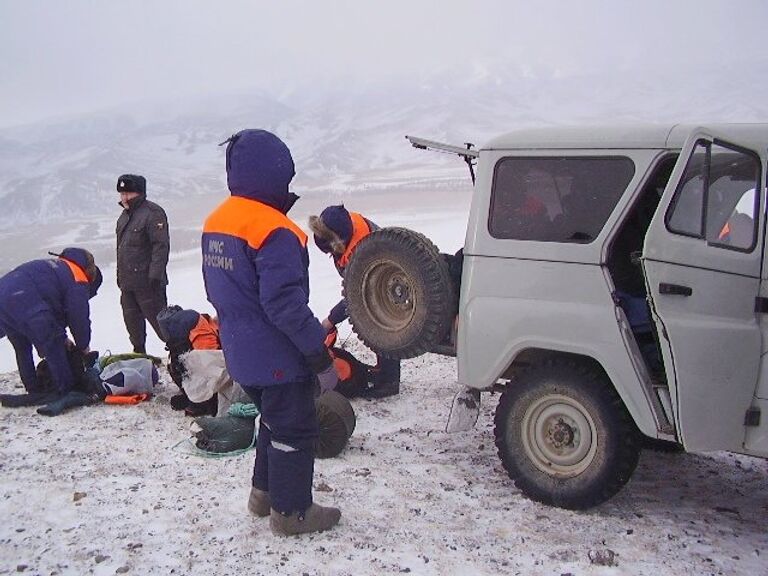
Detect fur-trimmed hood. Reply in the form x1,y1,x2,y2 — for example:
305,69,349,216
308,214,348,255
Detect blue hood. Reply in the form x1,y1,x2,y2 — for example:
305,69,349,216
225,129,297,212
59,247,92,271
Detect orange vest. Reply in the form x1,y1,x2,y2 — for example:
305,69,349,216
337,212,371,268
189,314,221,350
718,221,731,240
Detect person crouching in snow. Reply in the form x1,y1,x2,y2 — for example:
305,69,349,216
202,129,341,536
0,248,102,396
309,205,401,398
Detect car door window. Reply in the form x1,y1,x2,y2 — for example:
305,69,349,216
666,140,761,252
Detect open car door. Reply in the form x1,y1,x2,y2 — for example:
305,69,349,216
642,127,764,452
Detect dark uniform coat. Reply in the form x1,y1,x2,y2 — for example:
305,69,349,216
116,196,170,291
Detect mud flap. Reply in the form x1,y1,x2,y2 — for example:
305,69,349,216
445,388,481,433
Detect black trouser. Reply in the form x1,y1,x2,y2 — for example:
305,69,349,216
120,285,167,353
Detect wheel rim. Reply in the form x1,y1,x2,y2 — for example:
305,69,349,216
360,259,416,332
521,394,597,478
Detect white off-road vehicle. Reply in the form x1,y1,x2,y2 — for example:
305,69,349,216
343,124,768,509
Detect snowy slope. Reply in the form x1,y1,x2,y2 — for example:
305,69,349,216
1,62,766,230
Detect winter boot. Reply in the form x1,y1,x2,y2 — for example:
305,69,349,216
247,487,271,518
184,395,218,417
363,358,400,399
270,503,341,536
170,393,191,411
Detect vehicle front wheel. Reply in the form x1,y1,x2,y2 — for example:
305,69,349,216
494,359,641,509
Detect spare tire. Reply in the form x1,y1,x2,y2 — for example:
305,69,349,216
315,390,356,459
344,227,456,359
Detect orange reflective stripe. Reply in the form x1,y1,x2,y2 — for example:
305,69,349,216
189,315,220,350
61,258,89,283
337,212,371,268
204,196,307,249
719,221,731,240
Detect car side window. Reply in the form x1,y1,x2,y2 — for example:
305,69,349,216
666,140,760,252
489,156,635,243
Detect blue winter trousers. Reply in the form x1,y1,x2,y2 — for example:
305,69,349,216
245,379,319,515
0,308,72,394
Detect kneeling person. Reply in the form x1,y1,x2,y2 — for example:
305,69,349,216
0,248,102,396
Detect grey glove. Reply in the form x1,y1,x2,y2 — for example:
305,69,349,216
316,364,338,393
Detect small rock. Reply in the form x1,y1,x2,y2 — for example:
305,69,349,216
588,548,618,567
73,492,87,502
116,566,130,574
16,565,28,573
714,506,739,515
315,481,333,493
95,554,109,564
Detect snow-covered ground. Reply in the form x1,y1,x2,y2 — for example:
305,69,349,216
1,338,766,576
0,186,766,575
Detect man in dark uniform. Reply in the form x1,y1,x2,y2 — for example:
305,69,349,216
115,174,170,353
202,129,340,536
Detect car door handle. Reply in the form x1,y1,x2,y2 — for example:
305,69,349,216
659,283,692,296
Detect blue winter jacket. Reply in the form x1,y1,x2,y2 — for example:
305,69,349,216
0,248,94,349
202,130,329,387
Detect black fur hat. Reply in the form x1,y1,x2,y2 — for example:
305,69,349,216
117,174,146,195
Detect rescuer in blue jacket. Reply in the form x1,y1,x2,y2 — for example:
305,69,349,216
0,247,102,395
309,205,401,398
202,129,340,537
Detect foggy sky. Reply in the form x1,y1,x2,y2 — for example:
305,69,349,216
1,0,766,128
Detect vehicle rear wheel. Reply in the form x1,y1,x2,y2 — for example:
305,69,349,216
494,359,641,509
344,227,455,359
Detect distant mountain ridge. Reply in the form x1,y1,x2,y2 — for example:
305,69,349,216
0,62,766,229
